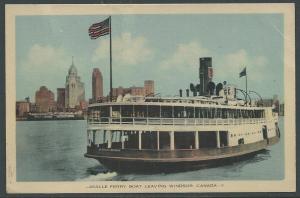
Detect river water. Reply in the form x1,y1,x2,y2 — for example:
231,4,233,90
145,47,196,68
16,117,284,181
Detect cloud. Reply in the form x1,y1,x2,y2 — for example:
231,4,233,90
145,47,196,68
18,44,71,99
92,32,153,66
159,41,211,70
159,42,268,76
21,44,70,72
215,49,268,81
222,49,267,71
155,41,269,97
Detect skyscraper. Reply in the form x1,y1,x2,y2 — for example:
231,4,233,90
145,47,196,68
65,59,85,109
92,68,103,101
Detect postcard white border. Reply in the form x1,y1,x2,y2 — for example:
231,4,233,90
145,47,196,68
5,3,296,193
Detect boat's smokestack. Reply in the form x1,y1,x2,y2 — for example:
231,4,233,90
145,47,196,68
179,89,182,97
199,57,213,96
186,89,189,97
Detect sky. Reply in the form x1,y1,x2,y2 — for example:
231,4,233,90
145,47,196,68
15,14,284,102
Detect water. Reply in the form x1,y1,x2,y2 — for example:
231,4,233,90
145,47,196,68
16,118,284,181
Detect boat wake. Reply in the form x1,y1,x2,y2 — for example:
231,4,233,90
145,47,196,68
76,165,118,181
78,171,118,181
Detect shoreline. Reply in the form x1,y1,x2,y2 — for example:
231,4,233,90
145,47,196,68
16,117,86,121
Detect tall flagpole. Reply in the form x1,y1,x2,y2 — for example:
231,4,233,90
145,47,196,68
109,16,113,102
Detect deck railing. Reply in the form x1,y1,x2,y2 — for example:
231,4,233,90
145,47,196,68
88,117,266,126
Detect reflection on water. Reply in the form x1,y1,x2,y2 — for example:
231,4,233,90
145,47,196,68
16,118,284,181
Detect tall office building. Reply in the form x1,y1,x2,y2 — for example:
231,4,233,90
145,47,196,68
199,57,213,96
65,59,85,109
144,80,154,96
92,68,103,101
35,86,55,112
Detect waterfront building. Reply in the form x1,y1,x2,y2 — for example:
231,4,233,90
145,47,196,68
79,100,88,110
144,80,154,96
35,86,55,112
112,80,155,98
65,59,85,109
29,103,38,113
16,98,30,117
112,86,144,97
112,86,127,97
130,86,145,96
92,68,103,102
57,88,65,112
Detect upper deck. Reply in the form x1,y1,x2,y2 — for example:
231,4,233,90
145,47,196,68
87,96,276,129
89,95,267,109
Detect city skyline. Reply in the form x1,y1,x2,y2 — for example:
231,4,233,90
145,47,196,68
17,62,155,105
16,14,284,102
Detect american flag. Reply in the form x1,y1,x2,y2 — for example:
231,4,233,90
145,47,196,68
88,17,110,39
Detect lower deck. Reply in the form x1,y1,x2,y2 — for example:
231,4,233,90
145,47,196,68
85,136,279,173
87,120,279,151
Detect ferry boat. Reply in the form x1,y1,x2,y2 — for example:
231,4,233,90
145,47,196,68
84,86,280,173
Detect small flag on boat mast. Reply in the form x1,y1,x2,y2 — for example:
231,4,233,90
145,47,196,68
239,67,246,77
88,16,113,102
239,67,248,105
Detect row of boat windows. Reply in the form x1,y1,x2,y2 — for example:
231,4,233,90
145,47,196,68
230,130,262,137
89,105,265,119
